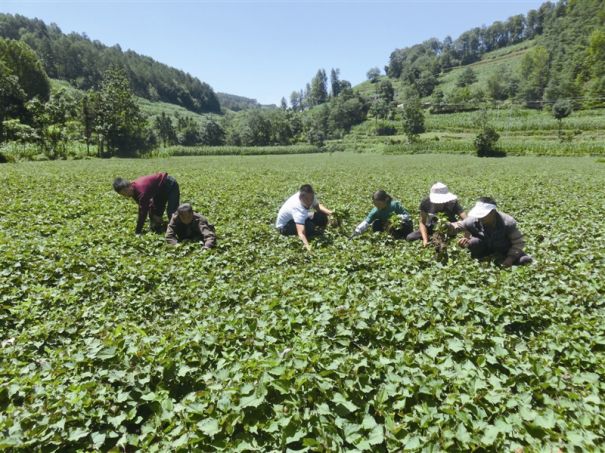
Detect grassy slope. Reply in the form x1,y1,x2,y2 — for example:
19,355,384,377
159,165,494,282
345,39,605,156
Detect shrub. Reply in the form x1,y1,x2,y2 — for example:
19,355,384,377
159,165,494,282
474,124,501,157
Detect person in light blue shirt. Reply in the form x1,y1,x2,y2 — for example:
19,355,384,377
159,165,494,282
350,190,413,240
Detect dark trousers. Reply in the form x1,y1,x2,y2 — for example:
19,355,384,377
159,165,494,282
279,211,328,237
152,176,180,220
373,219,413,240
468,236,532,265
406,225,434,242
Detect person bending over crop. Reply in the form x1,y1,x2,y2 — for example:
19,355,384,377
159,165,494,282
350,190,413,240
113,172,180,234
449,197,532,267
165,203,216,249
406,182,466,246
275,184,333,251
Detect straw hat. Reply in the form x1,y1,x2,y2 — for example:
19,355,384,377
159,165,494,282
429,182,457,204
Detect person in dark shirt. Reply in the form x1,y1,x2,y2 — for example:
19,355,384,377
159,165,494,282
113,172,180,234
406,182,467,245
165,203,216,249
449,197,532,267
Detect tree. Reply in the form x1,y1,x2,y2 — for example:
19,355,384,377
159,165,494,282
0,38,50,102
199,117,225,146
330,68,341,98
474,111,501,157
239,110,271,146
551,99,572,142
517,46,549,107
367,67,381,83
309,69,328,106
587,29,605,79
486,70,514,101
154,112,176,147
81,92,96,154
415,71,437,97
175,116,201,146
401,95,425,143
95,66,147,157
0,61,26,142
457,66,477,87
280,97,288,110
290,91,301,112
370,98,389,121
377,79,394,103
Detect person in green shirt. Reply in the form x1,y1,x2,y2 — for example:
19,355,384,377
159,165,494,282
350,190,413,240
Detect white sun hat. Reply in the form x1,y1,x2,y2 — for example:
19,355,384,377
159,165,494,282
429,182,458,204
468,200,497,219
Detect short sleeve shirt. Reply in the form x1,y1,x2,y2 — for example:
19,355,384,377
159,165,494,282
419,197,464,227
275,192,319,229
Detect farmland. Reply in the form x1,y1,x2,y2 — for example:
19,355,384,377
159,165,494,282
1,153,604,450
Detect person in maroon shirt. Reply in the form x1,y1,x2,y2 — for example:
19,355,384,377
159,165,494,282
113,172,180,234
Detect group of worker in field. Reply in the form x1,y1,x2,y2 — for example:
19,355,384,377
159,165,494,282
113,173,532,267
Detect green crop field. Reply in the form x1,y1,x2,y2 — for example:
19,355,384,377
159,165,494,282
1,154,604,451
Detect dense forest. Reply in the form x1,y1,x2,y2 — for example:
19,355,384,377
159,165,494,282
1,0,603,161
0,13,220,114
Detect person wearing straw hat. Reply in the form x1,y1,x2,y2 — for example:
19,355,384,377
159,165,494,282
449,197,532,267
406,182,466,245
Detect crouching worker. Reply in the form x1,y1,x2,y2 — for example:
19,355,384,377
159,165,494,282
350,190,413,240
406,182,466,245
113,172,180,234
449,197,532,267
166,203,216,249
275,184,333,251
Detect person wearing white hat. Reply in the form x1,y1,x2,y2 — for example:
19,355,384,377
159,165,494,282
449,197,532,267
406,182,466,245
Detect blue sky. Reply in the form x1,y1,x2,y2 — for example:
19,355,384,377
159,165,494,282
2,1,544,105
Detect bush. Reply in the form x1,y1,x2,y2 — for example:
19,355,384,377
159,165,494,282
474,124,501,157
373,122,397,136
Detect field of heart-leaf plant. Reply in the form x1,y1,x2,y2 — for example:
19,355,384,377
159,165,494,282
1,153,604,451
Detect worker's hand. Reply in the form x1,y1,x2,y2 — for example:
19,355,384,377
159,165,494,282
422,239,429,247
458,237,470,248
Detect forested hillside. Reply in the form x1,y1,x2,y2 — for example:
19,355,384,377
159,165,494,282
217,93,262,111
0,13,220,114
377,0,604,109
1,0,603,162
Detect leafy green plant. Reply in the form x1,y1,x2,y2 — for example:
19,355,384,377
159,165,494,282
0,153,604,451
430,212,451,263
